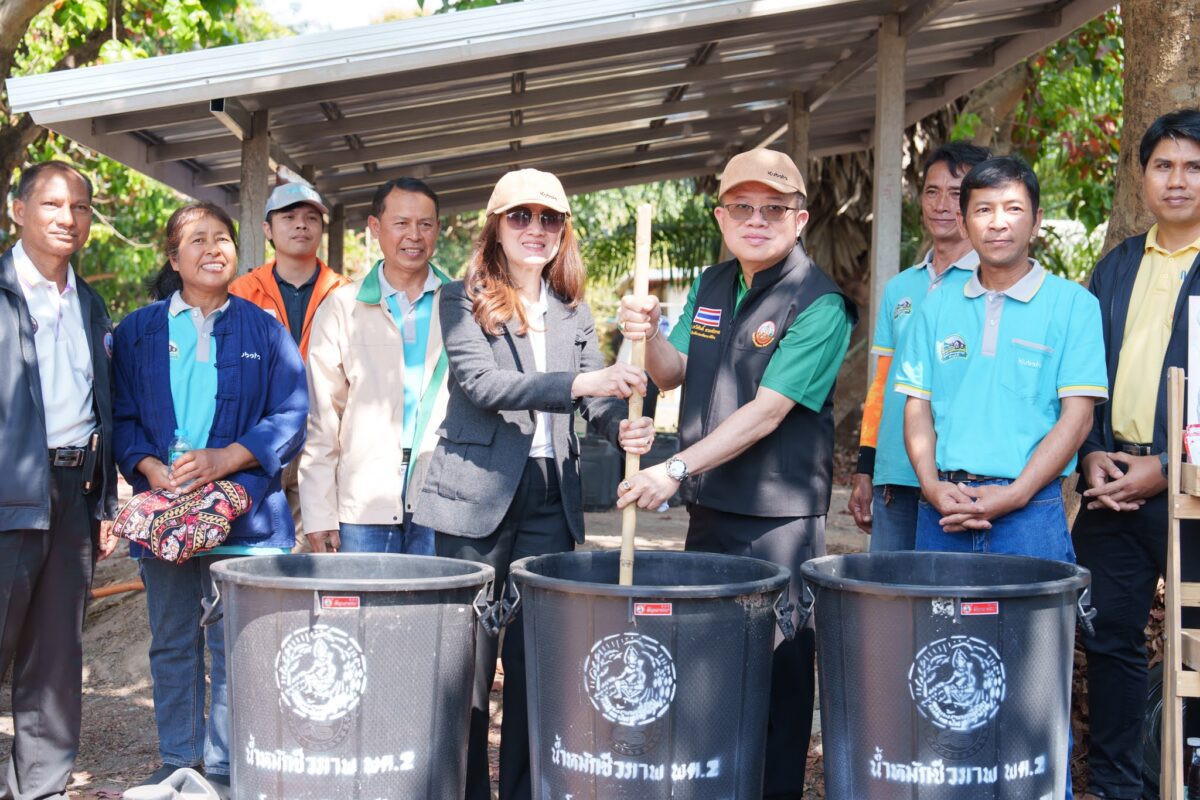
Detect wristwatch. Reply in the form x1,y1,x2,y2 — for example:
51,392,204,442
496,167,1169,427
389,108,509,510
665,456,690,482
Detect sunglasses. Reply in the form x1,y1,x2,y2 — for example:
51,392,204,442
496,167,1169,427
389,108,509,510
720,203,799,222
504,206,567,235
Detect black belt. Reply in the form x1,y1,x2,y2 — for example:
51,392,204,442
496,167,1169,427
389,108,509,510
49,447,87,468
1115,440,1154,456
939,470,1003,483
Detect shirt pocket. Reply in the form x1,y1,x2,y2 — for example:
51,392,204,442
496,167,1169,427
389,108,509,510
1000,338,1053,401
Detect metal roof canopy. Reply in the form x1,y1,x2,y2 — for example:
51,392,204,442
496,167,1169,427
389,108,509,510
9,0,1113,229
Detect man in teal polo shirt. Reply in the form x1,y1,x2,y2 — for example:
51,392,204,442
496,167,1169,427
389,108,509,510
896,156,1107,560
847,141,990,550
300,177,451,555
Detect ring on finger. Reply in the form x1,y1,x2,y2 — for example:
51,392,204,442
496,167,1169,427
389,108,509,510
621,480,631,491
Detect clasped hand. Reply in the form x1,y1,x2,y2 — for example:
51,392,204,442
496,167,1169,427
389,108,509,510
1080,451,1162,511
926,481,1026,533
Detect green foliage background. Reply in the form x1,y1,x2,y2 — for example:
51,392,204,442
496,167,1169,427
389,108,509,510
6,0,290,317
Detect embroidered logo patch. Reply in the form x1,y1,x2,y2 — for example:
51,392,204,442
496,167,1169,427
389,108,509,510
168,340,180,360
893,297,913,320
939,334,968,361
693,306,722,328
752,320,777,347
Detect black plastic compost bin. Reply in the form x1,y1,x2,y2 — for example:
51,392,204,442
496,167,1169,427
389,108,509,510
800,551,1092,800
511,550,792,800
208,553,495,800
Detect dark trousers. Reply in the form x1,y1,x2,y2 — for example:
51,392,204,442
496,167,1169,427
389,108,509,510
1073,493,1200,799
0,466,97,800
437,458,573,800
686,504,823,800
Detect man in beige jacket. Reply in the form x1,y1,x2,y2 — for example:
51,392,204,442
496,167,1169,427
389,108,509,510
300,177,450,553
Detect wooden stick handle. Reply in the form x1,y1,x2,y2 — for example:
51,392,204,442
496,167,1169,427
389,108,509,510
619,203,653,586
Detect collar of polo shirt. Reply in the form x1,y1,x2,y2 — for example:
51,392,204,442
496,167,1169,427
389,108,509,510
964,259,1046,303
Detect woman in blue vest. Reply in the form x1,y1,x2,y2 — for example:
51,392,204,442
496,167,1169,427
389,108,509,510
414,169,655,800
112,202,307,790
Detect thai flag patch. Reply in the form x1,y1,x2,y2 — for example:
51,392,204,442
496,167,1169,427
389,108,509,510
694,306,722,327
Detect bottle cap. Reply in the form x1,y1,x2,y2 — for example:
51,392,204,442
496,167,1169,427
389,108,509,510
1188,737,1200,746
174,428,187,437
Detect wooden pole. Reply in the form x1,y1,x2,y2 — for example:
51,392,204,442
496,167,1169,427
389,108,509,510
619,203,653,586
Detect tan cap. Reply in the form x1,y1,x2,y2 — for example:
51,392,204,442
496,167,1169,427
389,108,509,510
486,168,571,216
718,149,806,198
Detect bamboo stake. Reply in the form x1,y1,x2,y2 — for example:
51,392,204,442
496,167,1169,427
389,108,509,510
619,203,653,586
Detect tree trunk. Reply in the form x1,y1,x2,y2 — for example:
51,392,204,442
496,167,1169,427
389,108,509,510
1103,0,1200,254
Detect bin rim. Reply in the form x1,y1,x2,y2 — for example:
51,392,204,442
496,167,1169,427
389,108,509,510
510,550,790,598
209,552,495,592
800,552,1090,599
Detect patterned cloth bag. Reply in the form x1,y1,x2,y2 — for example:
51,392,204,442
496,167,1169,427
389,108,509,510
113,481,251,563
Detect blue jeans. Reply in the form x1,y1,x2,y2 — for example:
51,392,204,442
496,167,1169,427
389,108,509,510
869,484,920,552
915,478,1075,562
340,515,434,555
916,477,1075,799
138,555,230,775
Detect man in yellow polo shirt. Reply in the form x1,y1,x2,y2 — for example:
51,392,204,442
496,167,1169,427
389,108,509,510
1073,109,1200,800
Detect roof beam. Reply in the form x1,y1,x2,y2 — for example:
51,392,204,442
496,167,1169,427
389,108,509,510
338,142,724,209
800,35,874,113
308,117,756,195
899,0,958,37
913,10,1058,51
904,0,1114,125
301,86,785,171
233,4,889,114
802,0,957,112
270,49,834,146
93,104,212,135
87,13,1048,140
210,96,305,177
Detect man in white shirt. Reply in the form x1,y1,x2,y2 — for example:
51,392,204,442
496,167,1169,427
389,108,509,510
0,161,117,800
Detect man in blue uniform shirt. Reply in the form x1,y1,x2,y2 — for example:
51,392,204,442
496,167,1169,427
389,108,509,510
896,156,1108,558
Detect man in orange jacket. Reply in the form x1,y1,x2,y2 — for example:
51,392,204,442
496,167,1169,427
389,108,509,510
230,182,347,550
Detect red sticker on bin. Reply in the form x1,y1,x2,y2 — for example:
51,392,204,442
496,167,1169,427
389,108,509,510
960,601,999,616
321,595,360,610
634,602,673,616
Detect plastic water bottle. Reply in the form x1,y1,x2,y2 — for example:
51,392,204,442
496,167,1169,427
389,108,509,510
167,429,191,491
1188,736,1200,799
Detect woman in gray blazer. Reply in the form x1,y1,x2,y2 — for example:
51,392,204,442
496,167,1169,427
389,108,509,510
413,169,653,800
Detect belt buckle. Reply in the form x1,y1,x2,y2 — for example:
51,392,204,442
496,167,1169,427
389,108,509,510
51,448,82,468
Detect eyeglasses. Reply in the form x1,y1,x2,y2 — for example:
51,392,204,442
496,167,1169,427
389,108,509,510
504,207,567,235
720,203,799,222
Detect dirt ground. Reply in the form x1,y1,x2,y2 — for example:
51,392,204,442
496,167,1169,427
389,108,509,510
0,487,867,799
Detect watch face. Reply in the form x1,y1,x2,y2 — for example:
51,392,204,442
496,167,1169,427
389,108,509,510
667,458,686,480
